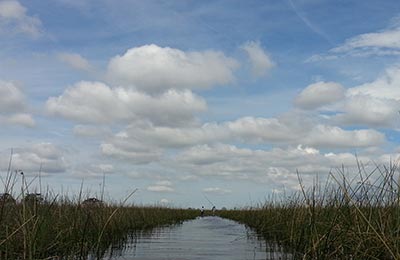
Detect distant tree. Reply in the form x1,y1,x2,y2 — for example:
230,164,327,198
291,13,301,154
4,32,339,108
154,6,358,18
82,197,104,207
23,193,44,204
0,193,15,204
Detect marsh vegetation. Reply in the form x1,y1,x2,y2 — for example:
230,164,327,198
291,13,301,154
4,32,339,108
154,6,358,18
0,195,198,259
0,169,198,259
218,162,400,259
2,160,400,259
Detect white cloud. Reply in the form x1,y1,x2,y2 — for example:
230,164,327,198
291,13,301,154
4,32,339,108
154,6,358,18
107,44,239,93
0,80,35,127
0,143,67,174
242,41,274,77
98,164,114,173
176,144,244,166
46,81,206,126
147,180,174,193
347,66,400,100
46,81,119,124
294,81,345,110
147,185,174,193
57,53,92,71
6,113,35,127
0,0,42,37
303,125,385,148
322,17,400,58
332,26,400,54
101,113,383,164
292,66,400,129
172,143,386,190
175,144,331,172
203,187,232,195
73,125,112,138
334,95,399,127
179,175,199,181
0,80,25,113
308,20,400,60
158,115,304,145
100,142,162,164
330,66,400,127
160,198,169,204
305,54,339,63
104,122,223,150
69,162,115,178
155,180,172,186
226,116,305,143
0,0,25,19
99,115,305,159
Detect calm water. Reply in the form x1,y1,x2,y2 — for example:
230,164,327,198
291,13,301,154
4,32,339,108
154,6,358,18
102,216,292,260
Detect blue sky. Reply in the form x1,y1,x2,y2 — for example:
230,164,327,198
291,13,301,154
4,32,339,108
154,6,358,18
1,0,400,208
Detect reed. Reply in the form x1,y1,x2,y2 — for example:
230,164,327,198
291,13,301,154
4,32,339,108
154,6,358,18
0,171,198,259
218,162,400,259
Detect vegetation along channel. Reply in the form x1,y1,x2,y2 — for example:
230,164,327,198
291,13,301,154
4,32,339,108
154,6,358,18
2,1,400,259
1,162,400,259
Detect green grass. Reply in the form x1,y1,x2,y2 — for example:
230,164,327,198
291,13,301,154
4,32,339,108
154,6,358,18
0,197,198,259
0,168,198,259
3,155,400,259
218,163,400,259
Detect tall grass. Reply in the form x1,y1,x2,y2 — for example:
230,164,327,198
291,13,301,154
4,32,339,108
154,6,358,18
0,169,198,259
218,162,400,259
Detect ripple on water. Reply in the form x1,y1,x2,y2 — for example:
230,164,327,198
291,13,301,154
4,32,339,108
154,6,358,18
103,216,292,260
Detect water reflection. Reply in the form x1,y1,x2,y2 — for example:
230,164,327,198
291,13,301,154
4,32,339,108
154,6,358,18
102,216,292,260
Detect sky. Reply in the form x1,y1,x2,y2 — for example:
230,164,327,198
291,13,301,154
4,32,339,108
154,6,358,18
1,0,400,208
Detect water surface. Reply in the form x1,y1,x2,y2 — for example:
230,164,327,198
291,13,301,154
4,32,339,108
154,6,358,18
104,216,291,260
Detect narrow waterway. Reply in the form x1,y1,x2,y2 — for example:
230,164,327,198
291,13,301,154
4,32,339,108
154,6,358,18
103,216,292,260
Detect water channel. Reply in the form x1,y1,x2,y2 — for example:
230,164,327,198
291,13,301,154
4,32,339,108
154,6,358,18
102,216,292,260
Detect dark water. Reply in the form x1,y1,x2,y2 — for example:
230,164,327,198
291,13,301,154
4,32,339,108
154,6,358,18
102,216,292,260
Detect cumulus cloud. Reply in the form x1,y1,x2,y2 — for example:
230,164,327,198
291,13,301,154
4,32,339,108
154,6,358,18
46,81,206,126
203,187,232,195
107,44,239,93
155,180,173,186
0,143,67,174
334,95,399,127
328,66,400,127
147,181,174,193
73,125,112,138
0,0,42,37
294,81,345,110
292,66,400,129
225,116,306,143
101,114,386,169
100,141,162,164
98,164,114,173
346,66,400,99
99,116,303,161
147,186,174,192
172,143,387,189
57,53,92,71
101,113,383,164
160,198,169,204
0,80,25,113
5,113,35,127
303,125,385,148
0,80,35,127
176,144,325,172
242,41,274,77
70,163,114,178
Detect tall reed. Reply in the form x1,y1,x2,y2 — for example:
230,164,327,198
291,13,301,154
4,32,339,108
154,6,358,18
219,162,400,259
0,170,198,259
